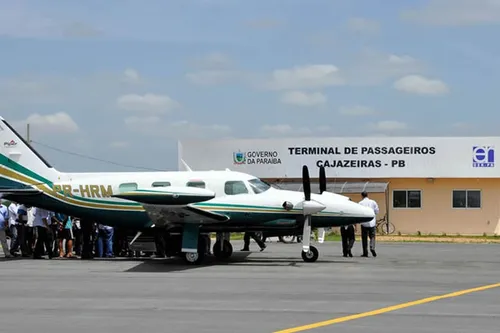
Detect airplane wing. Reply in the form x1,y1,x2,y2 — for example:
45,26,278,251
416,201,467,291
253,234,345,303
0,188,43,196
111,186,229,225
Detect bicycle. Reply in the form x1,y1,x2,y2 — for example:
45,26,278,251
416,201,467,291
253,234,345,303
376,214,396,235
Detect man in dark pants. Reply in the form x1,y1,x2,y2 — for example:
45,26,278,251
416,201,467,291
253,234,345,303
340,224,355,257
32,207,53,259
358,191,379,257
241,232,266,251
81,219,95,259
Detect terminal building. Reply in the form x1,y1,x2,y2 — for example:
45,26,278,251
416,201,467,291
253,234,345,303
177,137,500,236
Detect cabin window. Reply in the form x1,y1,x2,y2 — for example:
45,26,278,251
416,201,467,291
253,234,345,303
248,178,271,194
224,181,248,195
452,190,481,209
393,190,421,208
152,181,171,187
119,182,138,193
186,181,205,189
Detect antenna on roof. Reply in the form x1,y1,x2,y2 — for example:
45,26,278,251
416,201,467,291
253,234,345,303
181,159,193,171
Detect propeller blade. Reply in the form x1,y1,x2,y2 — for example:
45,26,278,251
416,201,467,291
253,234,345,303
302,215,311,252
319,166,326,194
302,165,311,201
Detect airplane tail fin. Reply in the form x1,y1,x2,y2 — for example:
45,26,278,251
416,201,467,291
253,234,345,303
0,116,61,191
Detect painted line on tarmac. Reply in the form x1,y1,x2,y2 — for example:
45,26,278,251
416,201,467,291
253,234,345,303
273,282,500,333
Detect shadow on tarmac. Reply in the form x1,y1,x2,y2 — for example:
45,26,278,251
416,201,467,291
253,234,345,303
124,252,356,273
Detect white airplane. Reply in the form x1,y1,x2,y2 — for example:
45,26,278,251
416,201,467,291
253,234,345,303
0,116,375,264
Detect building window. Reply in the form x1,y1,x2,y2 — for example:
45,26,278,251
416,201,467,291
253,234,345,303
224,181,248,195
119,183,138,193
152,181,171,187
452,190,481,208
393,190,421,208
186,181,205,188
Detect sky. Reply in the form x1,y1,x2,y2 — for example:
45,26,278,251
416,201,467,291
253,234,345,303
1,0,500,172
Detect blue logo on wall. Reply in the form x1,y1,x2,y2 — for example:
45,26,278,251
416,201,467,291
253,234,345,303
472,146,495,167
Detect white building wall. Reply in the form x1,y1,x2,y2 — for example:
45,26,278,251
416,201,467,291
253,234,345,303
178,137,499,178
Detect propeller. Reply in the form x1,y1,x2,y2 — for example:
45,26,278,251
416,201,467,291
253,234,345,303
317,165,327,243
302,165,311,200
301,165,326,253
319,165,326,194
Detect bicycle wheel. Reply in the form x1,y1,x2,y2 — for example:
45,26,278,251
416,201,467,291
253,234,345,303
379,222,395,234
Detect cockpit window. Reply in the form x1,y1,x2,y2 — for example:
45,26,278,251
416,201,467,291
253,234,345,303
224,181,248,195
248,178,271,194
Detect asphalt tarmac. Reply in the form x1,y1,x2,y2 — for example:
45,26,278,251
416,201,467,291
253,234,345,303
0,240,499,333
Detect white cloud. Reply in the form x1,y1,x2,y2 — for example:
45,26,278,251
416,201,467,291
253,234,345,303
124,117,231,139
393,75,449,95
346,17,380,34
280,91,327,106
401,0,500,26
339,105,376,116
369,120,407,131
123,69,141,84
116,93,180,113
12,112,79,134
344,50,425,86
264,64,344,90
186,50,425,89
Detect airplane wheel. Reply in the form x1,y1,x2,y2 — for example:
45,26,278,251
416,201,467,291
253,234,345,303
213,240,233,259
183,237,206,265
301,246,319,263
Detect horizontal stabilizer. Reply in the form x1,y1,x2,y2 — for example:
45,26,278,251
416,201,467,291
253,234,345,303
111,186,216,205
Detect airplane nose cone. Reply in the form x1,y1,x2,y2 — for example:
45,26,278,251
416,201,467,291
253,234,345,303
348,201,375,219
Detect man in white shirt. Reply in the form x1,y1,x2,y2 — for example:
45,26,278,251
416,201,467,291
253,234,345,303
358,191,379,257
8,201,19,256
0,200,12,258
32,207,53,259
26,206,35,254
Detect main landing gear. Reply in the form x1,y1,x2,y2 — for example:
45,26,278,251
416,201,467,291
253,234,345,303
182,235,208,265
182,231,233,264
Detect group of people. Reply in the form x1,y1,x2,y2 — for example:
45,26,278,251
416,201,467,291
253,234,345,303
0,200,115,259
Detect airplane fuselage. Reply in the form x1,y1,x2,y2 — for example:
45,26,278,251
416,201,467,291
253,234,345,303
4,169,372,231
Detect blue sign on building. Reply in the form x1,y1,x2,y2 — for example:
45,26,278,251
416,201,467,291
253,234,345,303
472,146,494,167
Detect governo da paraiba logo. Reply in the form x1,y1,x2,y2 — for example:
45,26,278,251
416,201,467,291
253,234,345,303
233,150,281,165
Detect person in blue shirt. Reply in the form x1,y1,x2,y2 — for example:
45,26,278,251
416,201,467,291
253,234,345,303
0,201,13,258
54,212,74,258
